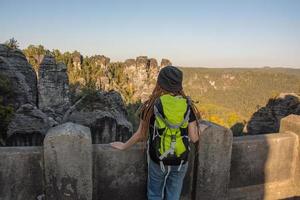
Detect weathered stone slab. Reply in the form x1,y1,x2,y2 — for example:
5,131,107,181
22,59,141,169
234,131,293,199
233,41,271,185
280,114,300,135
229,132,298,200
230,132,297,187
0,146,44,200
280,114,300,196
92,143,147,200
44,122,92,200
181,143,196,200
229,179,296,200
195,121,233,200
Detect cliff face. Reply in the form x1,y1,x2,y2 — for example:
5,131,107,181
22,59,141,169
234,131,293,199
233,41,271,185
123,56,168,102
76,55,172,103
38,55,70,122
246,93,300,134
72,52,83,71
0,44,39,145
160,58,172,68
67,51,173,103
22,45,174,104
0,44,37,108
6,104,57,146
0,46,134,146
63,91,132,144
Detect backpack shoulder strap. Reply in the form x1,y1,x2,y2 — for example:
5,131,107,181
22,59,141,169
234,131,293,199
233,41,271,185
186,96,192,106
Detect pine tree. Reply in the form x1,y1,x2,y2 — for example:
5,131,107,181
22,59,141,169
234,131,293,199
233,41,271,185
4,38,19,49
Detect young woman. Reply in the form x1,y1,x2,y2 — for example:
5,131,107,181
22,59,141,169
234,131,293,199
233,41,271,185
111,66,200,200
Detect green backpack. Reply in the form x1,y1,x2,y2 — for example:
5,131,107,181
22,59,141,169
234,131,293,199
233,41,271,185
151,94,191,171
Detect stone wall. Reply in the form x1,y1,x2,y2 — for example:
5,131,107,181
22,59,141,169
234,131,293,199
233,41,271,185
280,114,300,196
0,147,44,200
93,144,147,200
229,132,298,199
0,115,300,200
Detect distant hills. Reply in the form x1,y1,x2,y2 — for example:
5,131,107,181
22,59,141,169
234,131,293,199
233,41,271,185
180,67,300,131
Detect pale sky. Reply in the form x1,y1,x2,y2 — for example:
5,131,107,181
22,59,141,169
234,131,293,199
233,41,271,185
0,0,299,68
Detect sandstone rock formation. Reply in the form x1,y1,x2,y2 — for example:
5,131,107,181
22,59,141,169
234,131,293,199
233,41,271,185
68,54,171,103
246,93,300,134
72,52,83,71
0,44,37,108
38,55,70,122
124,59,136,68
6,104,57,146
94,55,111,90
63,91,132,144
123,56,166,102
136,56,148,69
90,55,110,69
1,45,170,146
147,58,159,95
148,58,159,77
160,58,172,67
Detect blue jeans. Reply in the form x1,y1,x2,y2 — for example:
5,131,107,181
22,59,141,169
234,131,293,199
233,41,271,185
147,158,188,200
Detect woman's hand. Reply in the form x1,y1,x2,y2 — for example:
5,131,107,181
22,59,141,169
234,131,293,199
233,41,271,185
188,120,199,143
110,141,127,150
110,120,146,151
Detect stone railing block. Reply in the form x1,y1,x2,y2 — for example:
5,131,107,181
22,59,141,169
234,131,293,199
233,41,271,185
181,143,196,200
280,114,300,195
195,121,233,200
44,122,92,200
280,114,300,135
229,132,298,200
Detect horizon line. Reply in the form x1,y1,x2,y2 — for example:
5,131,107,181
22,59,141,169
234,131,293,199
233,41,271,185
2,41,300,69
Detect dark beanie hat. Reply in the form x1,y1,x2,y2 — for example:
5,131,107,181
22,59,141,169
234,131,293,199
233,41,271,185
157,66,183,92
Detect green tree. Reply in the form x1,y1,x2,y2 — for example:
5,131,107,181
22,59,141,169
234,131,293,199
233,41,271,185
23,45,47,74
227,112,239,127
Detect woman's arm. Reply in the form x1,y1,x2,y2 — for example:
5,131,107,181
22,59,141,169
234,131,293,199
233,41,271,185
188,120,199,143
110,119,146,150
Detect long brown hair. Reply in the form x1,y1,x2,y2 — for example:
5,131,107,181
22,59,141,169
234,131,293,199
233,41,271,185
138,83,201,140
